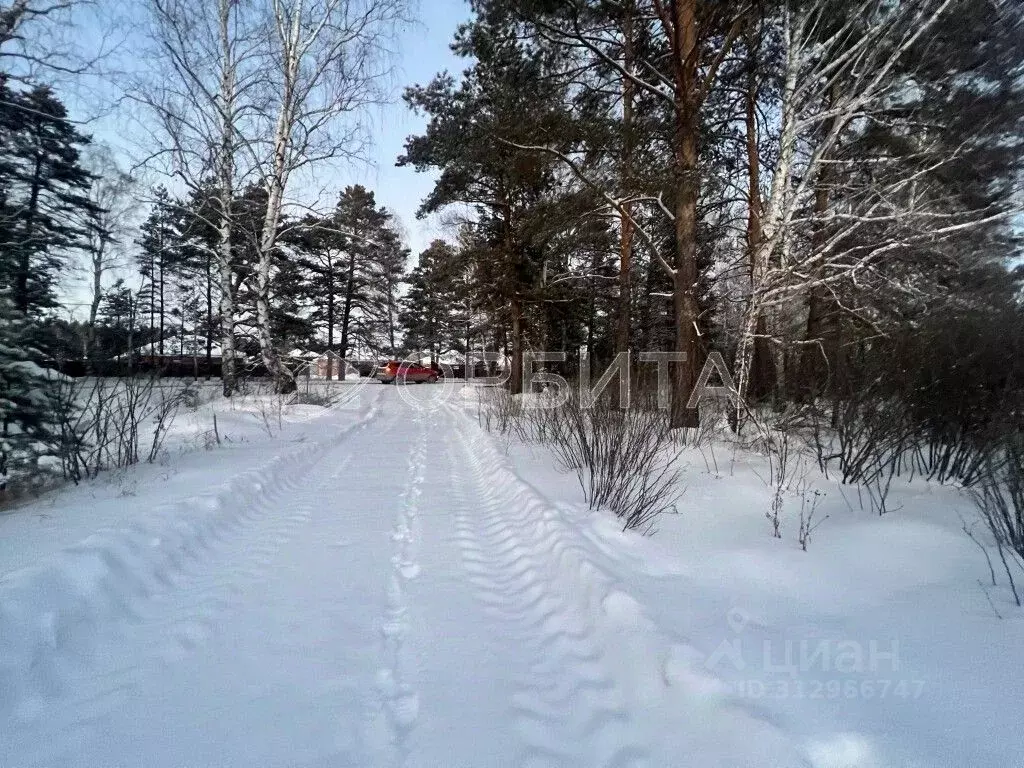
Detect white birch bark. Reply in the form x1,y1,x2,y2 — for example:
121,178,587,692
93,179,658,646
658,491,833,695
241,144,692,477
250,0,405,392
142,0,266,396
732,0,961,420
216,0,239,396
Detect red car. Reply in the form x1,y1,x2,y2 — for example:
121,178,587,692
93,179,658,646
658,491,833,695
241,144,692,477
374,360,439,384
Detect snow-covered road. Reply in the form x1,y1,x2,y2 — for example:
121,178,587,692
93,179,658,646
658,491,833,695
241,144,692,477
3,384,1023,768
1,384,773,768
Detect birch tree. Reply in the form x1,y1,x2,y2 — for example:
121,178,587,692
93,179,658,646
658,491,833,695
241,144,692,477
730,0,1006,420
0,0,107,85
141,0,265,396
249,0,405,392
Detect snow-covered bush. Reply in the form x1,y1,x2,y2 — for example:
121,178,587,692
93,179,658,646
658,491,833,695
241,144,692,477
477,388,530,443
556,393,683,532
810,391,911,515
815,309,1024,494
758,424,828,547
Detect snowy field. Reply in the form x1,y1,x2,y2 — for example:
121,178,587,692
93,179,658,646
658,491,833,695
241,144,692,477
1,381,1021,767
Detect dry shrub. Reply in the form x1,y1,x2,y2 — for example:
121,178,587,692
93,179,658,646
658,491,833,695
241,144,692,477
482,386,683,532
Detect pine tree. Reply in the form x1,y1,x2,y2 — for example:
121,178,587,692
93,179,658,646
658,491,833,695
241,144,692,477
401,240,461,364
400,9,577,393
0,289,60,490
230,184,271,362
137,187,190,356
286,214,348,376
97,279,142,363
270,242,314,356
364,226,408,359
176,183,233,374
333,185,384,375
0,78,100,318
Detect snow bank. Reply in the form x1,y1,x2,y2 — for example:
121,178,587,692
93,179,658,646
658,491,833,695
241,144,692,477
0,394,380,720
502,425,1024,767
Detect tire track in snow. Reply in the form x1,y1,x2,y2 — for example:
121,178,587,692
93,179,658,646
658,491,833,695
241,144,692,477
0,392,386,765
372,403,430,767
153,451,355,664
20,453,353,768
447,413,652,768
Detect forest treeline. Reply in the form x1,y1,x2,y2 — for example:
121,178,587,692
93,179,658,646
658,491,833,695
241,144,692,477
399,0,1024,432
1,0,1023,492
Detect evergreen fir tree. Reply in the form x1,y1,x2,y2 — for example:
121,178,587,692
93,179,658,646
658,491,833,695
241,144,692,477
137,187,188,355
400,240,461,364
0,289,60,490
0,79,100,318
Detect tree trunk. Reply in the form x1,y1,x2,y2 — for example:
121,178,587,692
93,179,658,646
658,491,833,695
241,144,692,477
510,294,524,395
255,159,293,392
616,0,635,405
216,0,237,398
325,255,336,380
387,274,397,358
743,44,775,403
326,290,335,381
586,249,597,363
669,120,701,428
254,7,305,395
85,238,105,362
255,216,292,391
126,292,136,374
465,291,472,376
15,152,43,314
217,211,236,397
798,85,842,401
734,8,798,420
158,254,165,356
205,253,213,379
148,255,155,353
668,0,701,429
339,247,357,381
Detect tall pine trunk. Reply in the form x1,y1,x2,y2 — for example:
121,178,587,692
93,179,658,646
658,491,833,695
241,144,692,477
668,0,701,429
798,85,842,401
205,252,213,379
510,295,524,395
326,290,335,380
15,152,43,315
158,253,165,356
616,1,635,405
798,186,841,401
339,246,357,381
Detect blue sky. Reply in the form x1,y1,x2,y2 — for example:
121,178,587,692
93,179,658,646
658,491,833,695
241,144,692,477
49,0,471,314
344,0,470,255
74,0,471,256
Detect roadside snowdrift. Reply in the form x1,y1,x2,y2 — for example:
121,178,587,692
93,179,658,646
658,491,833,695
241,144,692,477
0,385,381,721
